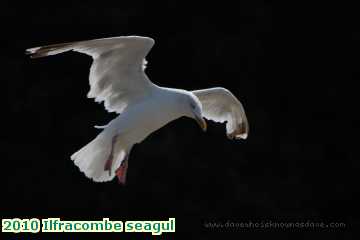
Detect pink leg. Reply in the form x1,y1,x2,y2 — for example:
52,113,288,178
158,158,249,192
104,135,118,175
115,147,132,185
115,158,129,185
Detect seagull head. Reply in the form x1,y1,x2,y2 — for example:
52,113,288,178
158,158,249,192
182,93,207,132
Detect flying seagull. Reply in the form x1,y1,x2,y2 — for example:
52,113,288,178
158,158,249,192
26,36,249,184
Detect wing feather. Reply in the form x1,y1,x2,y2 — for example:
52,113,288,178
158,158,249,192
26,36,155,113
192,87,249,139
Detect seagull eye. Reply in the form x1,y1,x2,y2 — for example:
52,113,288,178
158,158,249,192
190,102,196,109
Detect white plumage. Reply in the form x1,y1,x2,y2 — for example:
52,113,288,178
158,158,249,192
26,36,249,184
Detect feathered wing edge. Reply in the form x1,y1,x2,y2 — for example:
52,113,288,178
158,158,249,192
25,36,155,59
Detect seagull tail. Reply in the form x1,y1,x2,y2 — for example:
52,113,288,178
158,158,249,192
70,131,129,182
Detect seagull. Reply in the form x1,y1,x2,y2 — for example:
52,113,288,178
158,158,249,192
26,36,249,184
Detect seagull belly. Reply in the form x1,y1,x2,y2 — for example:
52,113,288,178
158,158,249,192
110,100,180,145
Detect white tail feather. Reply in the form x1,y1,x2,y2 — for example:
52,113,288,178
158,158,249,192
70,132,127,182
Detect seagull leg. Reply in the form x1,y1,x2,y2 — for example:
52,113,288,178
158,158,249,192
104,135,118,175
115,147,132,185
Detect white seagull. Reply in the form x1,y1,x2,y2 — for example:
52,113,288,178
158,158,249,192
26,36,249,184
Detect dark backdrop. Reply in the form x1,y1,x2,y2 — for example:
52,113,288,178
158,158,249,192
2,0,356,238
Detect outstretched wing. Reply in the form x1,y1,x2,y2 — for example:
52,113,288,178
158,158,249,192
26,36,156,113
192,87,249,139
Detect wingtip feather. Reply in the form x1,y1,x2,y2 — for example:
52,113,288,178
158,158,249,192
227,121,249,140
25,47,46,58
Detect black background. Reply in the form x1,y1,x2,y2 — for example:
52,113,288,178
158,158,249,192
2,0,356,238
